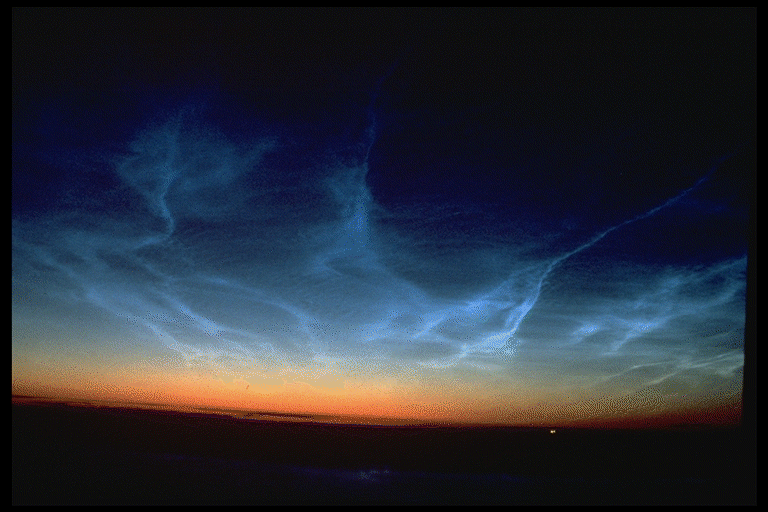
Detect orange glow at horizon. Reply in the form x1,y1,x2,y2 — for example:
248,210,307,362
12,358,742,428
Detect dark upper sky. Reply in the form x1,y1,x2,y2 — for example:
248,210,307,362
12,8,753,424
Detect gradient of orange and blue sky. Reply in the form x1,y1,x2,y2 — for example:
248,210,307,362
12,8,752,426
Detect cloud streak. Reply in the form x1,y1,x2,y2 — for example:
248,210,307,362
13,113,745,406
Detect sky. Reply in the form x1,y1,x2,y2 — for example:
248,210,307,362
12,8,753,426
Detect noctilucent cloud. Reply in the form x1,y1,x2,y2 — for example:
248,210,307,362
12,9,752,425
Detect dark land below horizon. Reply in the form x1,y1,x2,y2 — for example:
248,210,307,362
13,397,754,505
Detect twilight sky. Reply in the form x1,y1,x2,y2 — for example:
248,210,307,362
12,8,753,425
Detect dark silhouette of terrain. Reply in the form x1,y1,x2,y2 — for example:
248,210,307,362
12,398,754,505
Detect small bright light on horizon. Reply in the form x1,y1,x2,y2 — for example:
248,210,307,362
550,429,556,434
